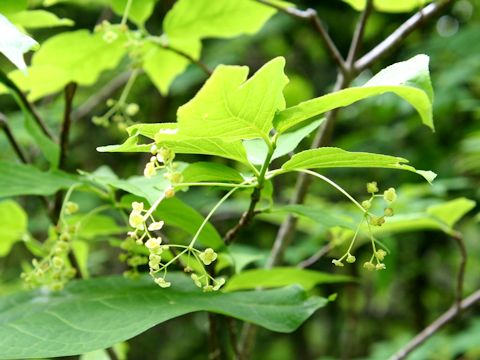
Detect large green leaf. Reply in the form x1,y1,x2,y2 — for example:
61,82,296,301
177,57,288,142
0,275,327,358
281,147,437,183
0,14,38,72
8,10,74,29
274,55,434,133
0,161,78,197
164,0,277,45
373,198,476,236
9,30,127,100
0,0,28,15
341,0,431,13
142,39,201,94
98,123,252,166
0,200,27,256
225,267,352,292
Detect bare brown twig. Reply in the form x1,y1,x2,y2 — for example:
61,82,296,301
452,232,467,311
0,112,29,163
255,0,347,75
389,289,480,360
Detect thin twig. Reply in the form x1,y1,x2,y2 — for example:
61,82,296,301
255,0,347,75
226,317,241,359
72,71,132,121
346,0,374,68
0,70,56,141
59,82,78,169
298,243,332,268
105,348,119,360
355,0,455,72
388,289,480,360
0,113,29,163
165,45,212,76
452,232,467,312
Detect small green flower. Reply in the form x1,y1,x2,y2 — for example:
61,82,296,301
154,277,171,288
375,263,386,271
64,201,79,215
346,254,356,263
199,248,218,265
384,207,394,217
125,103,139,116
361,200,372,210
145,237,162,250
375,249,387,261
383,187,397,204
129,211,144,230
367,181,379,194
363,262,375,271
148,221,164,231
144,162,157,178
369,215,385,226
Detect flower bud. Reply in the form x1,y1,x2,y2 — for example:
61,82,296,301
384,207,394,217
164,186,175,198
362,200,371,210
125,103,139,116
346,254,356,263
375,249,387,261
383,188,397,204
65,201,79,215
375,263,386,271
332,259,344,267
363,262,375,271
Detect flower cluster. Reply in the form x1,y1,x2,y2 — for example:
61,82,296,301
121,199,225,291
331,182,396,271
21,202,80,291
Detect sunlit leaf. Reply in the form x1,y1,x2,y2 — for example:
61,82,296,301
274,55,434,133
0,200,27,257
281,147,437,183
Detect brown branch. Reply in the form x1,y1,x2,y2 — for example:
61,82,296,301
59,82,78,169
346,0,374,68
355,0,455,72
388,289,480,360
452,232,467,311
105,348,119,360
0,112,29,163
165,44,212,76
255,0,347,75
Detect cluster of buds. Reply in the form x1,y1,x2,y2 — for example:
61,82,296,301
331,183,396,271
92,99,140,130
94,20,126,43
21,202,80,291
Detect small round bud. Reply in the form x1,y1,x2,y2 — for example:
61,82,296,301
65,201,79,215
375,263,386,271
144,162,157,178
346,254,356,263
384,207,394,217
150,144,158,154
52,256,64,269
369,216,385,227
59,233,71,242
363,262,375,271
164,186,175,198
125,103,139,116
367,182,379,194
332,259,344,267
106,98,116,107
375,249,387,261
362,200,372,210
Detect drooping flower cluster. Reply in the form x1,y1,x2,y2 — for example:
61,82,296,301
331,182,397,271
21,202,80,291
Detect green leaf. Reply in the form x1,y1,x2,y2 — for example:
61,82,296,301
142,40,201,94
0,0,28,15
0,14,38,72
177,57,288,142
0,200,27,257
0,161,78,197
372,198,476,236
341,0,431,13
182,162,244,184
8,10,74,29
224,267,353,292
66,214,125,240
11,30,127,100
244,118,324,165
164,0,277,44
426,197,476,228
0,275,327,358
281,147,437,183
110,0,157,26
274,55,434,133
155,198,224,249
99,123,252,166
272,204,355,230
